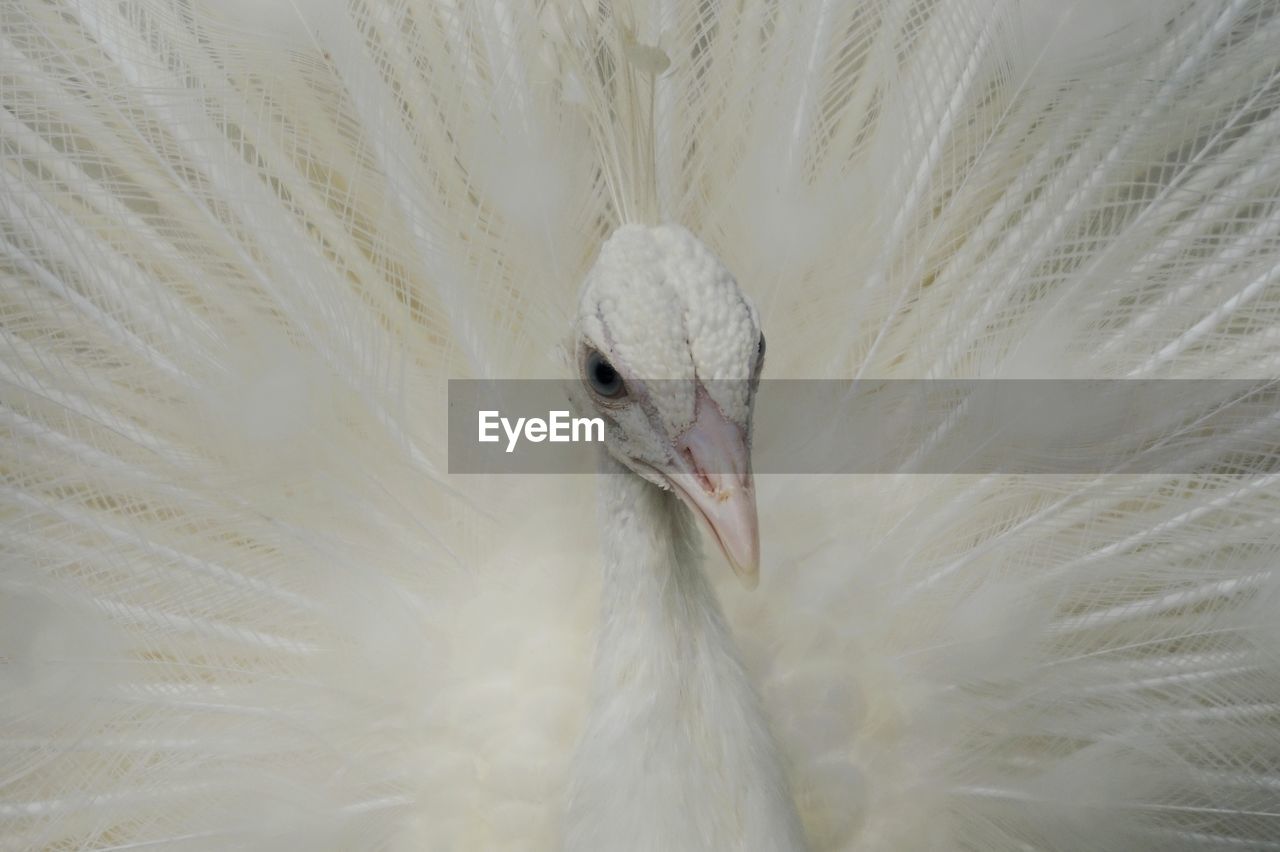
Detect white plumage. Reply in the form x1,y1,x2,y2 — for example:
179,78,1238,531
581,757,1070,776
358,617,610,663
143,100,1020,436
2,1,1280,850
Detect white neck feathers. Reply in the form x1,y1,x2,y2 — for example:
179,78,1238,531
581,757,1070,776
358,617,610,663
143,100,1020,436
563,455,806,851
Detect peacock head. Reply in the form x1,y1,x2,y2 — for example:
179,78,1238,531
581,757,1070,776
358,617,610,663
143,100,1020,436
574,224,765,588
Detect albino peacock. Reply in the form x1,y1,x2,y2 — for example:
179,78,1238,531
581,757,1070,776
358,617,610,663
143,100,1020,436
3,0,1280,850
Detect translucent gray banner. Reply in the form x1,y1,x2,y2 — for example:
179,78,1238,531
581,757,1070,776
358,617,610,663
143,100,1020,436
447,380,1280,474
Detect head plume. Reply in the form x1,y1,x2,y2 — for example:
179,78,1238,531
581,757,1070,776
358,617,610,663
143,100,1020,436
548,1,669,225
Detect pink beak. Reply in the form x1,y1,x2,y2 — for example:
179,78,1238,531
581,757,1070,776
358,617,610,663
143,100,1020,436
666,391,760,588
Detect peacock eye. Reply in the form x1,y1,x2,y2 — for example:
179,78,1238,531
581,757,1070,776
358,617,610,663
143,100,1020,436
585,349,626,400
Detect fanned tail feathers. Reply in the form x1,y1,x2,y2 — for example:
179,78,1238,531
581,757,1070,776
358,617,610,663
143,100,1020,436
2,1,1279,849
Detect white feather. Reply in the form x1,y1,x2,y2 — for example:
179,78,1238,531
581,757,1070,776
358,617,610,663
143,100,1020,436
2,0,1279,849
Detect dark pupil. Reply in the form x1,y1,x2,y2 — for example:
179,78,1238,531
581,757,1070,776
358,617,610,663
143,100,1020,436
594,360,616,386
589,352,623,396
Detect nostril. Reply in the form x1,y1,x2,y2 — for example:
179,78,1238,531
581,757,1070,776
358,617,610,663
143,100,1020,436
683,447,714,493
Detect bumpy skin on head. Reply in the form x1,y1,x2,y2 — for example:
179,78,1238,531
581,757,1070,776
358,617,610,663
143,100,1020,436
574,224,762,484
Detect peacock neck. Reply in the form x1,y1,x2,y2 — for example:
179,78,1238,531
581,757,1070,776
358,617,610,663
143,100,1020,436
562,454,806,851
593,454,718,658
